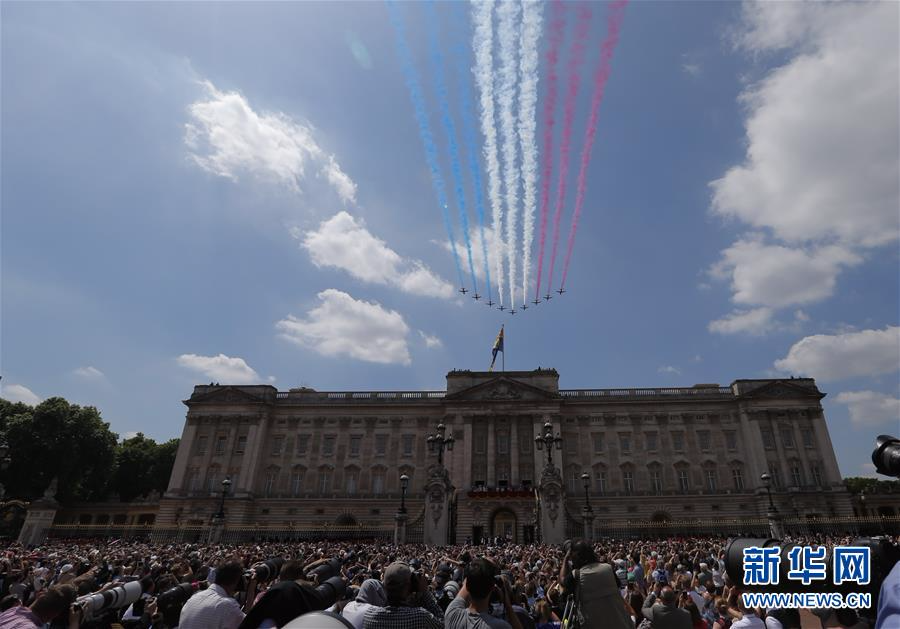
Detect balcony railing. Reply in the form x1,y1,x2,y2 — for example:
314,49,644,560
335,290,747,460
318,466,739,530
269,386,735,402
559,387,733,399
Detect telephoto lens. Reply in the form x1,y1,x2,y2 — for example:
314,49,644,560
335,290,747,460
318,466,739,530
308,558,343,583
157,581,207,626
315,576,348,608
250,558,285,582
75,580,143,620
872,435,900,478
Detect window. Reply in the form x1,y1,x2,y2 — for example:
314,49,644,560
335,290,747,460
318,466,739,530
566,437,578,455
235,435,247,454
196,436,208,455
770,467,782,488
781,427,795,449
375,434,387,456
318,468,331,493
725,431,737,452
623,470,634,495
761,429,775,449
520,435,532,453
802,428,815,448
372,469,385,495
346,470,358,495
791,464,803,487
620,434,631,454
592,433,604,453
350,436,361,457
229,473,239,490
568,470,580,493
498,432,509,455
705,468,717,492
297,434,310,455
272,436,285,456
811,464,822,487
187,469,200,491
206,470,218,491
264,469,278,497
732,468,744,490
215,436,227,456
402,434,414,457
678,469,690,493
672,432,684,452
596,471,607,495
650,469,662,495
645,433,657,452
323,435,336,456
698,431,711,452
291,468,305,496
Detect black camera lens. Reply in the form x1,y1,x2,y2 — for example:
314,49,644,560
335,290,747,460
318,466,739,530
872,435,900,478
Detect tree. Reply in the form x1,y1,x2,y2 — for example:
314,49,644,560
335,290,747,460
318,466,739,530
844,477,900,495
1,397,118,502
110,434,180,501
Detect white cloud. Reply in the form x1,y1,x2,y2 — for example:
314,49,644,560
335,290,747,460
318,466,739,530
73,366,105,380
299,212,455,299
185,80,356,204
710,237,861,308
708,307,775,336
713,2,898,248
658,365,681,376
774,326,900,381
1,384,41,405
682,63,701,77
418,331,443,349
276,289,411,365
835,391,900,428
436,225,499,285
176,353,261,384
123,431,140,440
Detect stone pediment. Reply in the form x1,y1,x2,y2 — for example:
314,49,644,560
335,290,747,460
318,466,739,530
738,380,824,400
184,386,269,407
443,376,559,402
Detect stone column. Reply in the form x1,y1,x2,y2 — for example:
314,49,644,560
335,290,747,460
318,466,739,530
538,463,565,545
487,417,496,487
18,479,59,547
582,506,594,542
423,464,453,546
393,511,408,545
167,420,198,493
510,418,520,486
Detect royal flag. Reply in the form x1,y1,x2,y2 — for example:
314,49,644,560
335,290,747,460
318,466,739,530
489,325,504,372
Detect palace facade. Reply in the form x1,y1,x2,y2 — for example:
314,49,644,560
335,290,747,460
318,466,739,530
156,369,853,543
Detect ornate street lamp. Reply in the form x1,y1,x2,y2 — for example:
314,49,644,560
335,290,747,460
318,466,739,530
399,474,409,515
760,472,783,538
581,473,591,511
760,472,775,511
214,477,232,521
534,421,563,467
581,472,594,541
426,423,454,466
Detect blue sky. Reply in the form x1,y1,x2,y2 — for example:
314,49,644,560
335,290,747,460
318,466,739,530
2,1,897,478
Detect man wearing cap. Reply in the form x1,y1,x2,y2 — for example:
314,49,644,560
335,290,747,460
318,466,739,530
363,562,442,629
642,586,692,629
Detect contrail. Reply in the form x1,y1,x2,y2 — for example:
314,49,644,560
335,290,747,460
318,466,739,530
454,2,492,302
497,0,521,308
426,1,478,294
518,0,543,305
546,3,592,294
387,2,465,289
472,0,505,307
534,0,565,301
561,0,628,290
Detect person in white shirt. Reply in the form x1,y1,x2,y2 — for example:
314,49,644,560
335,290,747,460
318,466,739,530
179,561,246,629
730,599,765,629
343,579,387,629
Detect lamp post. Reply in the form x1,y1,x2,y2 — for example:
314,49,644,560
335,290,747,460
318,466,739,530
760,472,783,538
394,473,410,545
426,423,454,467
534,421,563,467
581,472,594,541
214,477,232,521
208,477,230,543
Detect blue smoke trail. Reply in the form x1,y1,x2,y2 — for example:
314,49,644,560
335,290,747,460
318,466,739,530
453,1,492,303
387,2,465,289
425,1,478,294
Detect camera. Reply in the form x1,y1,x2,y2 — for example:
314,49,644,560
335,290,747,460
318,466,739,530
247,557,285,583
75,580,143,621
156,581,207,626
872,434,900,477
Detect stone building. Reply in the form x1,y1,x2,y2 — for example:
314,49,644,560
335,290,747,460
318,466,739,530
156,369,853,543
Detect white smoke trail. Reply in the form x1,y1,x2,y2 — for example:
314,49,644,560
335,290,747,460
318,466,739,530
472,0,505,308
497,0,521,308
518,0,543,305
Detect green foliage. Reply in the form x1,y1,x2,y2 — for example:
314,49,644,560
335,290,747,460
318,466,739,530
0,395,179,503
844,476,900,495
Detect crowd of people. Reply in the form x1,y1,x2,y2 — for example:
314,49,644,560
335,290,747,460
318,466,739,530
0,534,895,629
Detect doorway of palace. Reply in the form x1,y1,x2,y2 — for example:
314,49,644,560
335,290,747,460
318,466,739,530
491,509,517,543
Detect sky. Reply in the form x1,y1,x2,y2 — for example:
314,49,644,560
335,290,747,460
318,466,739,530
2,1,898,480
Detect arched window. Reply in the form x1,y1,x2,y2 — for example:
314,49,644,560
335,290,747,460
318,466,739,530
372,467,386,495
621,464,635,495
647,464,663,495
264,467,280,497
790,460,803,487
674,464,691,493
290,466,306,497
810,463,823,487
206,466,220,492
703,463,718,492
345,467,359,495
731,465,745,490
567,467,581,493
318,466,332,494
592,464,607,495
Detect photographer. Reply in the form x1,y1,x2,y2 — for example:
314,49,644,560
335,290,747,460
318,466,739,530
362,561,442,629
559,541,632,629
444,558,522,629
0,583,76,629
342,579,387,629
178,561,245,629
641,586,691,629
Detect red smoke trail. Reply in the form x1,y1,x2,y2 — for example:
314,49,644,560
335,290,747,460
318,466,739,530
560,0,628,290
533,0,565,301
545,3,592,295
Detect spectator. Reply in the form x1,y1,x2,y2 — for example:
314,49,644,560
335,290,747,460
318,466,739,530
179,561,245,629
444,558,520,629
642,586,692,629
362,562,442,629
343,579,387,629
561,541,632,629
0,583,75,629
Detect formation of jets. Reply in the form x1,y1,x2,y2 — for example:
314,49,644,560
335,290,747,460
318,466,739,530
459,286,566,314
